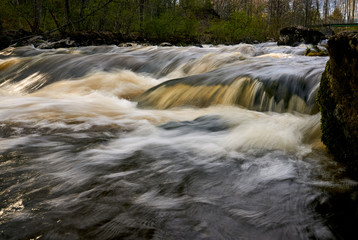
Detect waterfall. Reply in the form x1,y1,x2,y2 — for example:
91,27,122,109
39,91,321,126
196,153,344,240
1,44,325,114
137,53,325,114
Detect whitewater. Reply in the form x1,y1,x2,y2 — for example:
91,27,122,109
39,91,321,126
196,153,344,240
0,43,357,240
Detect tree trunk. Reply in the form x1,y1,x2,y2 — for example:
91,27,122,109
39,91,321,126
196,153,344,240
49,9,62,32
353,0,356,22
79,0,87,30
315,0,320,23
64,0,72,31
140,0,145,33
324,0,329,23
304,0,312,27
32,0,43,33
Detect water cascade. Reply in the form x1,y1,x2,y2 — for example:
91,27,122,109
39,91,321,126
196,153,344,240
136,56,324,114
1,43,357,240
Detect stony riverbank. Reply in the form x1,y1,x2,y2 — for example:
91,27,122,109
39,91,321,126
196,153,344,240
0,29,236,50
0,26,328,51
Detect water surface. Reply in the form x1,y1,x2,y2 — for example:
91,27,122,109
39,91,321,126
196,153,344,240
1,43,357,240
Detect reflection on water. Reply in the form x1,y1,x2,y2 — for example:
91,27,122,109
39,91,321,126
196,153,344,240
1,43,357,240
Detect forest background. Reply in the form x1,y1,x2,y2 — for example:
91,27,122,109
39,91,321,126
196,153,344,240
0,0,356,44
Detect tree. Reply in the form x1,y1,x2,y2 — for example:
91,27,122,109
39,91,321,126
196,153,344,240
330,7,344,22
64,0,72,31
323,0,330,23
32,0,43,33
268,0,289,28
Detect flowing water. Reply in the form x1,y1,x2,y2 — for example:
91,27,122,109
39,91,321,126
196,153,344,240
0,43,357,240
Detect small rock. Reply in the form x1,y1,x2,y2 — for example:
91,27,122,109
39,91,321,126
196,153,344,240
305,45,328,56
27,35,43,43
37,38,75,49
159,42,172,47
118,42,137,47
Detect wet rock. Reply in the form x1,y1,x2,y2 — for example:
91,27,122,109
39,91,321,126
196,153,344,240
118,42,138,47
67,31,123,46
159,42,172,47
305,45,328,56
317,31,358,173
37,38,76,49
320,27,335,37
27,35,44,46
278,26,326,46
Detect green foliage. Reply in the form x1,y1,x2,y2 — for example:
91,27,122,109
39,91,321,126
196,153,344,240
209,19,229,43
177,12,201,40
0,0,332,44
142,12,175,40
209,11,268,43
227,11,250,41
0,0,29,30
142,8,202,43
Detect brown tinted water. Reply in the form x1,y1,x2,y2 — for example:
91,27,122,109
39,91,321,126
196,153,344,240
0,43,357,240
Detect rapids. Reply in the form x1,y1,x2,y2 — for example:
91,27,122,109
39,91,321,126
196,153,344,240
0,43,357,240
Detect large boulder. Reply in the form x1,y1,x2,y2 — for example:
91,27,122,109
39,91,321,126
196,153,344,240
278,26,326,46
317,31,358,173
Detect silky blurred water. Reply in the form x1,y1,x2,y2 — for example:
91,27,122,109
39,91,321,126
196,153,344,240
0,43,357,240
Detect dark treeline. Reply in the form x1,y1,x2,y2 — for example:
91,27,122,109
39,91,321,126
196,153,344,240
0,0,354,44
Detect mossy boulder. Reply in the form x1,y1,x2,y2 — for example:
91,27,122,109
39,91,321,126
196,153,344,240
305,45,328,56
317,31,358,173
278,26,326,46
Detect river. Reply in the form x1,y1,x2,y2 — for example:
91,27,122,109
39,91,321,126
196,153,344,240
0,43,357,240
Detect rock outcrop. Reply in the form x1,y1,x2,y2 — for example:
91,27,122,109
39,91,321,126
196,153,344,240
278,26,326,46
317,31,358,173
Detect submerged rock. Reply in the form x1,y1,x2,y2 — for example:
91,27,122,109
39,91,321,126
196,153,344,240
305,45,328,56
278,26,326,46
159,42,173,47
317,31,358,173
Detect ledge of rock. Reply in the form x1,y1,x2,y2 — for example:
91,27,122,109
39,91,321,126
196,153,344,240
278,26,326,46
317,31,358,173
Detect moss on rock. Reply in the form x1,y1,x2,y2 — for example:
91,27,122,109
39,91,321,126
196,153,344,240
317,31,358,173
305,45,328,56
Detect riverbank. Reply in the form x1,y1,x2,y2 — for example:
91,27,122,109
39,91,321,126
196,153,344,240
1,25,333,52
0,29,269,51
